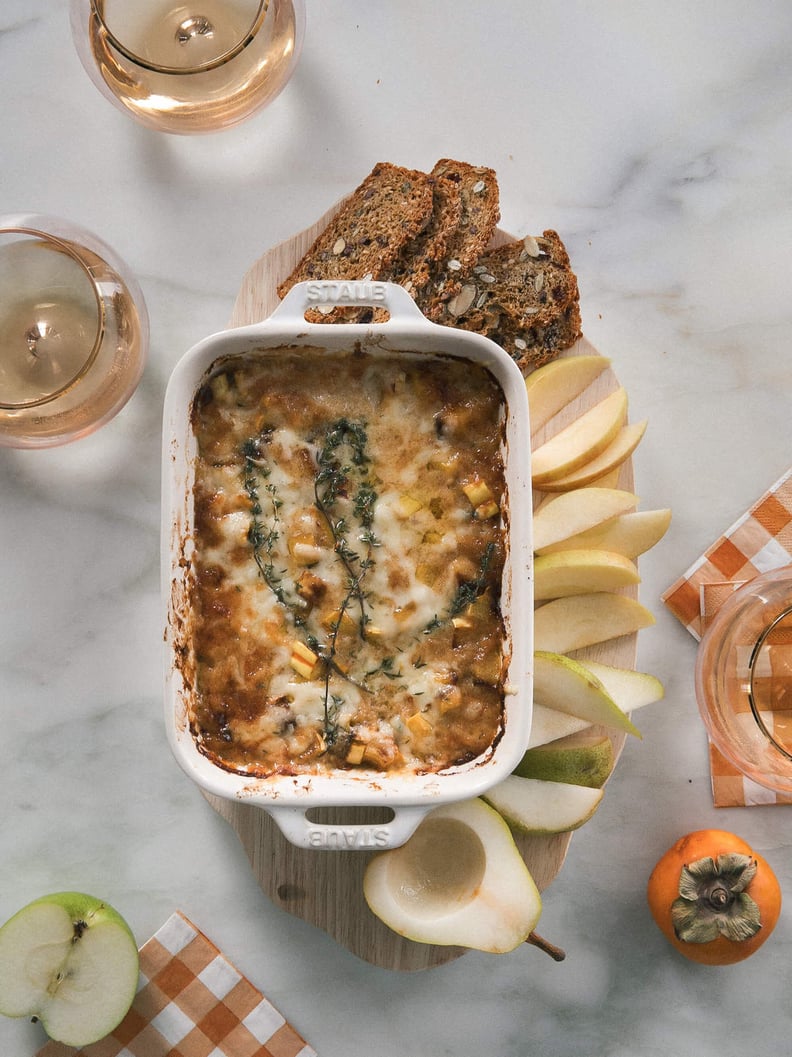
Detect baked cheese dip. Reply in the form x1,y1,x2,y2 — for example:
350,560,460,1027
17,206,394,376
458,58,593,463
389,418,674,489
187,348,510,777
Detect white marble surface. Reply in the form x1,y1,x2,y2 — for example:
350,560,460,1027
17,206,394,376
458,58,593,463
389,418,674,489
2,2,792,1054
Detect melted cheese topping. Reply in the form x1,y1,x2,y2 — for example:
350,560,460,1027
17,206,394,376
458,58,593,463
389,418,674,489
187,348,509,777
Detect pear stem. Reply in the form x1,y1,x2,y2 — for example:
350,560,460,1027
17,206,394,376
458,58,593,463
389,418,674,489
526,930,566,961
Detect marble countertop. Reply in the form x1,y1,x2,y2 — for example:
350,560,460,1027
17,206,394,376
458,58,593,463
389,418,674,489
2,2,792,1054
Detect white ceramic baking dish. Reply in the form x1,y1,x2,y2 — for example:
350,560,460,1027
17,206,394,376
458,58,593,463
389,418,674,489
162,280,533,849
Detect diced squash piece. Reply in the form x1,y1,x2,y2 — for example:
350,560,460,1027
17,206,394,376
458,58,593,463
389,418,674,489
290,640,319,679
346,741,366,765
322,607,357,633
463,479,493,508
407,712,433,737
474,499,500,520
395,493,423,518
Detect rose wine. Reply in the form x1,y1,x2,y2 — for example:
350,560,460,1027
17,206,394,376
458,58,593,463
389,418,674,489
0,225,147,448
84,0,302,134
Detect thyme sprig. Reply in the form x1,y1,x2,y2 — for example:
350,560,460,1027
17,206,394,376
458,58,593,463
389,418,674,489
425,541,497,633
312,418,382,741
241,421,386,749
313,418,380,639
241,435,304,626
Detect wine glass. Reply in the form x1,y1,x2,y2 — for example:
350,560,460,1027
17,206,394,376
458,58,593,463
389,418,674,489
69,0,306,134
0,215,149,449
696,566,792,794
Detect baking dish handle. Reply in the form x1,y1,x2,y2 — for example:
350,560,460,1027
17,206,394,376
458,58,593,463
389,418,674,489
269,279,430,327
265,804,430,851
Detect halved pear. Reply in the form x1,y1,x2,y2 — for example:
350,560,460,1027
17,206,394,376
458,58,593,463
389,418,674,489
531,387,627,485
533,594,655,655
527,704,591,748
0,892,139,1047
362,800,541,953
531,487,639,553
577,659,665,712
533,650,641,736
526,354,610,431
538,420,647,492
483,775,604,836
514,730,615,788
536,508,672,559
534,549,640,600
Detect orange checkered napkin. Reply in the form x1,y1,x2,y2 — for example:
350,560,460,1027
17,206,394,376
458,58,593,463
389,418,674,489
662,466,792,807
662,466,792,641
36,912,317,1057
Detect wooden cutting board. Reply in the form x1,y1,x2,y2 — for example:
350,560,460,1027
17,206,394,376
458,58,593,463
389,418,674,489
203,206,637,971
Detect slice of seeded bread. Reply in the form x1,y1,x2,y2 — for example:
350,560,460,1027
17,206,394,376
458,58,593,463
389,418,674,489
415,159,500,318
387,173,463,296
430,230,582,371
275,162,435,301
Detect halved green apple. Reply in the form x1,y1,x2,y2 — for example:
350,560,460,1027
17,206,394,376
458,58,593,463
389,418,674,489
0,892,139,1047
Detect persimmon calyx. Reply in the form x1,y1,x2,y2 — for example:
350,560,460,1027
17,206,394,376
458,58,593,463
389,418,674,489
671,853,761,944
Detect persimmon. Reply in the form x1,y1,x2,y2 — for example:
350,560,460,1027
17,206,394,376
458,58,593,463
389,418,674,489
647,829,781,965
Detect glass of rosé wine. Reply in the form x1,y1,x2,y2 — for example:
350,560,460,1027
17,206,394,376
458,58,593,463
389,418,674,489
69,0,306,134
0,215,149,449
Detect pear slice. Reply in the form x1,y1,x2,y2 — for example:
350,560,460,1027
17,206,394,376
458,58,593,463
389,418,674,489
527,663,664,747
362,799,541,953
534,549,640,601
514,730,615,788
526,354,610,431
533,650,641,736
483,775,604,835
531,387,627,485
577,659,665,712
536,508,672,559
531,487,639,553
527,704,592,748
537,420,647,492
581,467,623,489
533,594,655,655
0,892,139,1047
